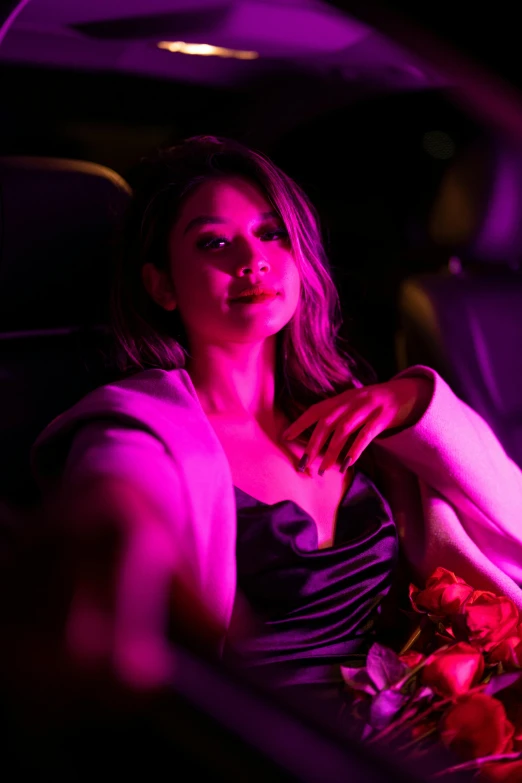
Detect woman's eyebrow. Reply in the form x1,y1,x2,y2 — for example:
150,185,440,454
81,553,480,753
183,210,280,236
183,216,227,236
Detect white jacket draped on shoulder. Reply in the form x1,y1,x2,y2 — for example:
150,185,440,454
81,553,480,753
30,365,522,638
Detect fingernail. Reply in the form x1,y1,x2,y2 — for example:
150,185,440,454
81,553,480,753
297,454,309,472
340,456,352,473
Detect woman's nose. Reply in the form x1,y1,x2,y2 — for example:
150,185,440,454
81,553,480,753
235,239,270,275
237,257,270,276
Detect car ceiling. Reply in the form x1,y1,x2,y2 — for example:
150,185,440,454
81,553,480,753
0,0,447,91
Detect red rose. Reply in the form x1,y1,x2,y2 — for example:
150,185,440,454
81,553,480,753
410,568,474,615
440,693,515,761
399,651,425,669
462,592,520,652
489,624,522,671
481,761,522,783
421,642,484,698
493,687,522,751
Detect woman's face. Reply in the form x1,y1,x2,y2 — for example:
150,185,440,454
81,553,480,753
155,176,301,348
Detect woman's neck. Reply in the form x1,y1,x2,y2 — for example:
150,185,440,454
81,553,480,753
185,337,279,422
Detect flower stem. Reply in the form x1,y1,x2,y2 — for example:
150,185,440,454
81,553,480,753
397,726,438,752
366,696,452,746
399,623,423,655
365,706,419,745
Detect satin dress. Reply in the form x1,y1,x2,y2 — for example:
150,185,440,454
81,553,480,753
224,468,399,726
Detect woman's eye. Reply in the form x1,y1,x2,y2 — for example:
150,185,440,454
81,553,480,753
261,228,289,242
197,228,288,249
197,236,230,250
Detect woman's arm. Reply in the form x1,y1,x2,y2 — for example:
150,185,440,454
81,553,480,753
55,472,178,690
53,424,227,688
374,365,522,583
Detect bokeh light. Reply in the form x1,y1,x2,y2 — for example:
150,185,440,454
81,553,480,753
422,130,456,159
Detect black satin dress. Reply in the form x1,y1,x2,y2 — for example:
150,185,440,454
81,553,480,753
224,468,399,719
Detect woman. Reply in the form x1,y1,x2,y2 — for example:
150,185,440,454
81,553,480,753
31,136,522,706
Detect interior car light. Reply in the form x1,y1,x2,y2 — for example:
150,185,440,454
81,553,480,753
157,41,259,60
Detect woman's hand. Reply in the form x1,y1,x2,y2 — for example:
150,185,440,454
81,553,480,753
0,476,225,730
61,477,226,684
282,376,434,475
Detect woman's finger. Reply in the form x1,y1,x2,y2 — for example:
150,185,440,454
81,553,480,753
311,406,373,474
344,410,386,466
298,413,340,467
283,404,322,441
283,391,354,440
316,425,361,475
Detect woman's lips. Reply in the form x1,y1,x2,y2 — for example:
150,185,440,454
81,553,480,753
231,293,278,304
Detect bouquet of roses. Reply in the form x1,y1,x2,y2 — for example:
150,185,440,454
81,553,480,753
341,568,522,781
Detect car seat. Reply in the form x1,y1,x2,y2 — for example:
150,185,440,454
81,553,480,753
396,137,522,470
0,157,132,506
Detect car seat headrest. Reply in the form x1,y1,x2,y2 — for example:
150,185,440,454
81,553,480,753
0,157,132,332
428,138,522,268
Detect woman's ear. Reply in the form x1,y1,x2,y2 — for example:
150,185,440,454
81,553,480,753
141,263,177,311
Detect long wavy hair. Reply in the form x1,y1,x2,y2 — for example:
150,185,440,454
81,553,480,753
110,135,376,441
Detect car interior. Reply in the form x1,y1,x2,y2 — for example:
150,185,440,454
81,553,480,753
1,0,521,779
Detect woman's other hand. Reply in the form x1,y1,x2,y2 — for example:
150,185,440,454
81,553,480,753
0,477,225,725
282,377,434,475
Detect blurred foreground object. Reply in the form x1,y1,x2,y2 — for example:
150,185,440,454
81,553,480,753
0,494,466,782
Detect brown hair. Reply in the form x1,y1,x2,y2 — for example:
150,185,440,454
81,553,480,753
110,135,375,437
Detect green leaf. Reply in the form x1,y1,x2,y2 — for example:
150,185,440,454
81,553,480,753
367,643,408,691
340,665,377,696
369,689,410,730
484,671,522,696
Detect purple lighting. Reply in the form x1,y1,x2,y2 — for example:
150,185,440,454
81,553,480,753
0,0,32,47
474,145,522,263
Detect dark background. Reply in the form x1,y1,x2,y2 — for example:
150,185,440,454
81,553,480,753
338,0,522,95
1,59,486,379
